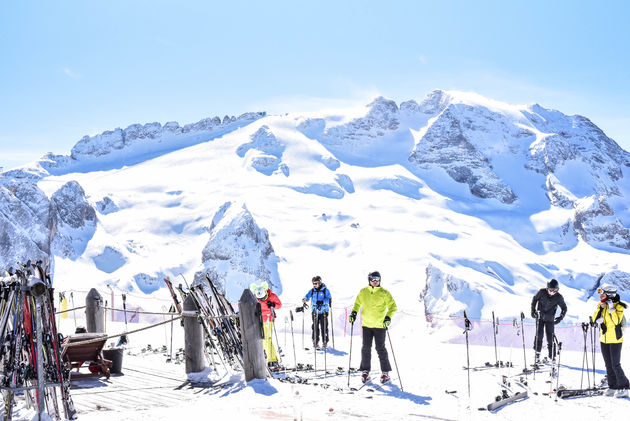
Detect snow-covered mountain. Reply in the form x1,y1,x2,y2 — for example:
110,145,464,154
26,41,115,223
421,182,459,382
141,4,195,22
2,90,630,322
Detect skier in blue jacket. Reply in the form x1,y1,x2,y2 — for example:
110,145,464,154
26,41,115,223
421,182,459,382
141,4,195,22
302,276,332,348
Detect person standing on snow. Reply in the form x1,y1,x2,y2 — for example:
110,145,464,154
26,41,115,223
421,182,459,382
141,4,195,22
349,271,397,384
594,284,629,398
302,275,332,349
531,279,567,364
250,281,282,368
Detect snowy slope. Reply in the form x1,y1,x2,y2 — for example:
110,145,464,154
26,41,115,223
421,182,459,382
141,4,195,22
2,90,624,319
3,89,630,419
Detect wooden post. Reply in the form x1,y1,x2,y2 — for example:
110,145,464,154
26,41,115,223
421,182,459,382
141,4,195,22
238,288,267,381
183,295,205,373
85,288,105,333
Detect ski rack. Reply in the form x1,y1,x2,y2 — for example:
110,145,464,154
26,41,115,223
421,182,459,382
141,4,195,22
163,276,245,374
1,260,77,420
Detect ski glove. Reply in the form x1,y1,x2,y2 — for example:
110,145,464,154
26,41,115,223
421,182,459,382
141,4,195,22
554,317,562,325
383,316,391,328
267,300,275,308
531,310,538,319
349,311,357,324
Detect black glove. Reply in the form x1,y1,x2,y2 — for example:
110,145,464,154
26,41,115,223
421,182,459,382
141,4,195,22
613,294,620,303
349,311,357,324
554,316,562,325
531,310,538,319
295,306,303,313
266,300,275,308
383,316,391,328
316,300,323,307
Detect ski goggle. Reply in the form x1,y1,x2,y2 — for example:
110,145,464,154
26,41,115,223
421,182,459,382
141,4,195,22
597,288,616,295
369,275,381,282
547,287,559,293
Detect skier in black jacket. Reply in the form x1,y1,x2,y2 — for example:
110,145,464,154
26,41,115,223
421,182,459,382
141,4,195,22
531,279,567,363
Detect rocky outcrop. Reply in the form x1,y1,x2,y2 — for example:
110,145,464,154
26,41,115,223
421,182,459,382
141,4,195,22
408,104,517,204
196,202,281,301
0,181,51,268
573,196,630,250
49,181,97,259
237,126,286,176
419,264,483,319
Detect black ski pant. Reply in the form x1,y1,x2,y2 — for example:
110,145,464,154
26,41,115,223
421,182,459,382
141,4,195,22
311,312,328,345
601,342,630,390
359,326,392,373
534,319,555,358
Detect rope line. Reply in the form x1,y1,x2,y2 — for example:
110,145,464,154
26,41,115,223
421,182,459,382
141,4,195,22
62,315,185,349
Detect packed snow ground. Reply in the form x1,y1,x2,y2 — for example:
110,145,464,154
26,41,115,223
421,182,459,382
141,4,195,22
10,295,630,420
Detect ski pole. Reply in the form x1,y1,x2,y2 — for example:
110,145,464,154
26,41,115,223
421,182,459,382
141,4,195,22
169,304,175,362
70,291,77,328
590,316,596,386
329,298,335,349
554,337,562,402
347,320,354,387
532,313,540,380
492,310,498,366
271,308,282,364
324,338,327,381
313,317,317,378
580,322,590,388
301,304,305,349
520,312,528,376
386,327,403,391
464,310,471,398
290,310,297,370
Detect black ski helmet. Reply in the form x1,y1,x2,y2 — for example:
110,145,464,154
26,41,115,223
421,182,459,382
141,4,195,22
547,279,559,290
368,271,381,285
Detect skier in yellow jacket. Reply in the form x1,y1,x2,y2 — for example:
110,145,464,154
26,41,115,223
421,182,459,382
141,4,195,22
593,284,629,398
349,271,397,384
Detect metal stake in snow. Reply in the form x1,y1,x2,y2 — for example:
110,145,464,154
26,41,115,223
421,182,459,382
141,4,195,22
520,312,528,378
492,311,498,366
463,310,471,398
107,284,114,322
290,310,297,370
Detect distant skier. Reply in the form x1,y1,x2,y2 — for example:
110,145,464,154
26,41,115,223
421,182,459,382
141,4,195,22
349,271,397,384
250,281,282,368
594,284,629,397
531,279,567,363
302,275,332,348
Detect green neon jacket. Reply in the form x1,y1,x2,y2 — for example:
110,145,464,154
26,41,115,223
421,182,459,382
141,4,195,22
351,285,397,328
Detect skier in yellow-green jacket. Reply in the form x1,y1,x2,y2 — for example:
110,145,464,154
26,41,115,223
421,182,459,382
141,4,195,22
593,284,629,398
349,271,397,384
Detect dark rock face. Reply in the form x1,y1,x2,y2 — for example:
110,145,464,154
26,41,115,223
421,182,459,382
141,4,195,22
573,196,630,250
408,105,517,204
49,181,97,259
0,181,51,267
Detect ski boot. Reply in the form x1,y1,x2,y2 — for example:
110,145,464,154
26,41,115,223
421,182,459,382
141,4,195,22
361,370,369,383
533,352,541,366
380,372,390,384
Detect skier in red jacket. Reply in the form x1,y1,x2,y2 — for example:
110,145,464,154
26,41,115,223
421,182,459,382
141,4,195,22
250,281,282,367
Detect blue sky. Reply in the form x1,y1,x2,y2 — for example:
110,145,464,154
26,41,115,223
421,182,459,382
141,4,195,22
1,0,628,170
